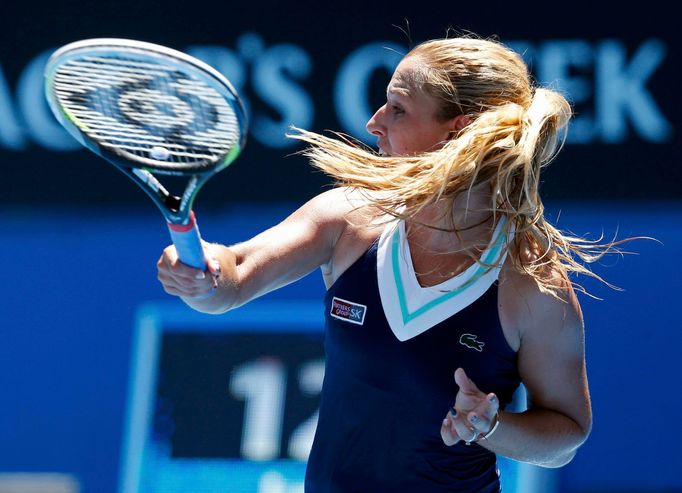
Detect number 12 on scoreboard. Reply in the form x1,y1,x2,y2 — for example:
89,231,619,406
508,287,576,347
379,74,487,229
120,301,326,493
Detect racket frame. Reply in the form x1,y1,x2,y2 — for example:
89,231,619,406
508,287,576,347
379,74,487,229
44,38,248,269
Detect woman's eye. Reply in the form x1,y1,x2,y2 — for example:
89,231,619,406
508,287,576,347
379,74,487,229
391,105,404,115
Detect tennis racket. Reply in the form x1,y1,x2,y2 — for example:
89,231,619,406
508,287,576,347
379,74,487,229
44,38,247,270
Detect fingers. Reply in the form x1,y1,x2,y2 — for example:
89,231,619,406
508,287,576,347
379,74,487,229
157,245,217,298
158,245,204,279
445,370,500,445
446,408,479,445
454,367,482,395
158,275,215,298
468,393,500,436
201,242,222,279
440,413,460,446
206,258,221,276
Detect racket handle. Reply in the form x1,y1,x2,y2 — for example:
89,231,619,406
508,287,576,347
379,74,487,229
167,211,206,270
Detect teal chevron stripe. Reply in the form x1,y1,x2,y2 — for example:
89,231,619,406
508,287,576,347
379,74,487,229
391,229,412,323
391,221,507,325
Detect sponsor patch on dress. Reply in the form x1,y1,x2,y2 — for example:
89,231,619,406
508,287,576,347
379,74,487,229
330,297,367,325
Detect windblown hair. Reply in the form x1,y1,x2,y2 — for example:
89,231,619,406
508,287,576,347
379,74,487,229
291,37,625,296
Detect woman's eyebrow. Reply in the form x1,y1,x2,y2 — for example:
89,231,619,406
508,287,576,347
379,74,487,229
387,84,411,97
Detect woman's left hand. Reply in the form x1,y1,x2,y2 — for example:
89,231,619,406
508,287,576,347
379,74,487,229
440,368,500,446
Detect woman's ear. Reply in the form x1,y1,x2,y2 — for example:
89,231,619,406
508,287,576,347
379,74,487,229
452,114,472,132
448,114,472,139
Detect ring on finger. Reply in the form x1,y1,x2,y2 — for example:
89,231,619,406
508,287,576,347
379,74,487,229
464,427,478,446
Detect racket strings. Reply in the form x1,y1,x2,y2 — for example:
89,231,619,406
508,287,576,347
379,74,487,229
52,54,241,171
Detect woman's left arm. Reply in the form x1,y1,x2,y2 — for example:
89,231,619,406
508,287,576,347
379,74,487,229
442,267,592,467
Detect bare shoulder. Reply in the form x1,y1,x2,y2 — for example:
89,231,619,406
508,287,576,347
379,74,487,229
300,186,375,221
498,236,584,351
297,187,381,239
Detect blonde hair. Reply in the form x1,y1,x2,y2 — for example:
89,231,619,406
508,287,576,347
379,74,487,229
291,37,626,296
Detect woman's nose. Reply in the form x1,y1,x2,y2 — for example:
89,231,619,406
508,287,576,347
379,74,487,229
366,105,386,137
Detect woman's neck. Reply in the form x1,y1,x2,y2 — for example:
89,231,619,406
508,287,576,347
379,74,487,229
407,182,495,254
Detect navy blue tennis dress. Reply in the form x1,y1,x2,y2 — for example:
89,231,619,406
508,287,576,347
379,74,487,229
305,218,521,493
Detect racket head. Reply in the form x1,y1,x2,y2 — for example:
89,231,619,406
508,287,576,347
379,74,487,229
44,38,248,176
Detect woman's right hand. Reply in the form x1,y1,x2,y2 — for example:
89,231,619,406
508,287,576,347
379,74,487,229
156,242,222,300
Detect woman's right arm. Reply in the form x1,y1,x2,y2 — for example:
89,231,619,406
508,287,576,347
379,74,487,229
156,188,353,314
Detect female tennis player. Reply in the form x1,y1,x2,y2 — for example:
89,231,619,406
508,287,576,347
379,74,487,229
157,36,597,492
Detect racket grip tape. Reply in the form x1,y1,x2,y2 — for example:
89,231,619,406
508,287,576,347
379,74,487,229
167,211,206,270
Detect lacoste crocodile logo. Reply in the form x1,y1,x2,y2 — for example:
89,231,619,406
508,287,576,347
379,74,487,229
459,334,484,352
